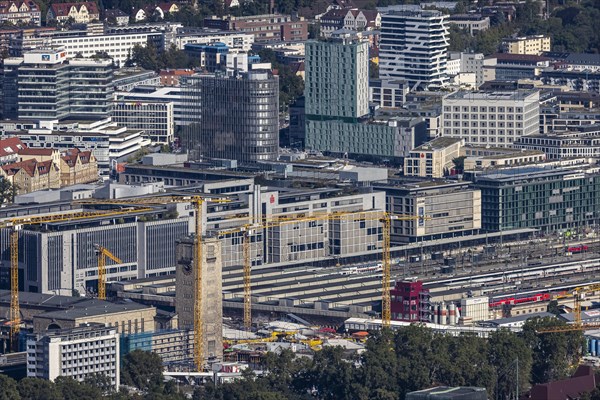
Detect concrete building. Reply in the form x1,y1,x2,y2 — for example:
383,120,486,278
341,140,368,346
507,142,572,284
404,137,463,178
2,49,114,121
6,118,148,174
27,324,119,388
369,79,409,108
375,180,481,243
502,35,550,56
462,147,546,170
390,279,430,322
442,90,540,146
175,28,254,52
379,7,449,89
483,54,550,82
181,70,279,163
468,163,600,232
540,69,600,94
459,52,489,88
460,296,489,322
112,101,175,144
116,86,194,127
513,125,600,159
447,14,489,35
175,236,223,362
305,33,369,119
204,14,308,43
121,329,194,363
50,31,164,67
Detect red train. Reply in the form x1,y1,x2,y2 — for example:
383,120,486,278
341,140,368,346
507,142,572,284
567,245,588,253
489,293,551,308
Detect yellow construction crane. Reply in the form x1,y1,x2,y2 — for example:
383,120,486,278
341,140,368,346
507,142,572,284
538,283,600,333
95,245,122,300
76,195,229,370
219,210,425,329
0,207,153,349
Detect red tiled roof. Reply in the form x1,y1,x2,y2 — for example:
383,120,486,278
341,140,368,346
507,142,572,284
157,2,177,12
18,148,55,157
160,69,194,76
0,1,39,15
49,1,99,18
0,137,26,158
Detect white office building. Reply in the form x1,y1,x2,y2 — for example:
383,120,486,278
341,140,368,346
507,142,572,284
379,7,450,89
442,90,540,146
27,324,120,389
112,101,175,144
116,86,195,127
175,29,254,51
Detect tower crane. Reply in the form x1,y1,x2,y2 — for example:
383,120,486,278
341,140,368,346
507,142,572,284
94,245,122,300
538,283,600,333
218,210,426,329
75,195,229,370
0,207,153,350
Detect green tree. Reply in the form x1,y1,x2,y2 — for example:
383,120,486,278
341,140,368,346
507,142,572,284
83,373,115,395
547,300,562,316
54,376,102,400
0,177,17,204
121,349,164,393
488,329,533,399
522,317,584,384
0,374,20,400
17,378,60,400
369,61,379,79
452,156,466,173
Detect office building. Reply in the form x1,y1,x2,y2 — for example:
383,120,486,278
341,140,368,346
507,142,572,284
404,137,463,178
204,14,308,43
182,70,279,163
391,280,430,322
540,69,600,94
116,86,194,127
369,79,409,108
27,324,119,388
375,180,481,243
513,125,600,159
112,101,175,144
442,90,540,146
462,146,546,170
379,7,449,89
483,54,550,82
459,52,489,88
175,236,223,362
0,208,193,295
468,163,600,232
2,49,114,121
175,28,254,52
305,33,369,119
447,14,489,35
502,35,550,56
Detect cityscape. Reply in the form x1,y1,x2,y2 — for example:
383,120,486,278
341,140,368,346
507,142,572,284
0,0,598,398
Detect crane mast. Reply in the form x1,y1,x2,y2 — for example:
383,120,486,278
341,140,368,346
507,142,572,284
95,245,123,300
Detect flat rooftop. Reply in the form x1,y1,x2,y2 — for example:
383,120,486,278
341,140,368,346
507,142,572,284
414,137,462,151
445,90,538,101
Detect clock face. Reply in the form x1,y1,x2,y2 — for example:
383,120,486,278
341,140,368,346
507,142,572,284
183,263,193,276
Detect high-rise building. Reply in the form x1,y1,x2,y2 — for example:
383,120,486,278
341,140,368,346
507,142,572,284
379,7,450,89
2,49,114,121
305,32,369,119
175,236,223,363
182,70,279,163
27,323,120,388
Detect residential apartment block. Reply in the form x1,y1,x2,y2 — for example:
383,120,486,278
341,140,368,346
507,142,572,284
319,8,381,37
46,2,99,24
204,14,308,43
0,0,41,26
502,35,550,55
379,7,449,89
27,324,119,388
441,90,540,146
1,158,60,194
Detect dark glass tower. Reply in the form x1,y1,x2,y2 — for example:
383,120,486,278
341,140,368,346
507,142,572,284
182,70,279,163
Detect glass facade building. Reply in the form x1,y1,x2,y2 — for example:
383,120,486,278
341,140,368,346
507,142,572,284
468,165,600,232
181,70,279,163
